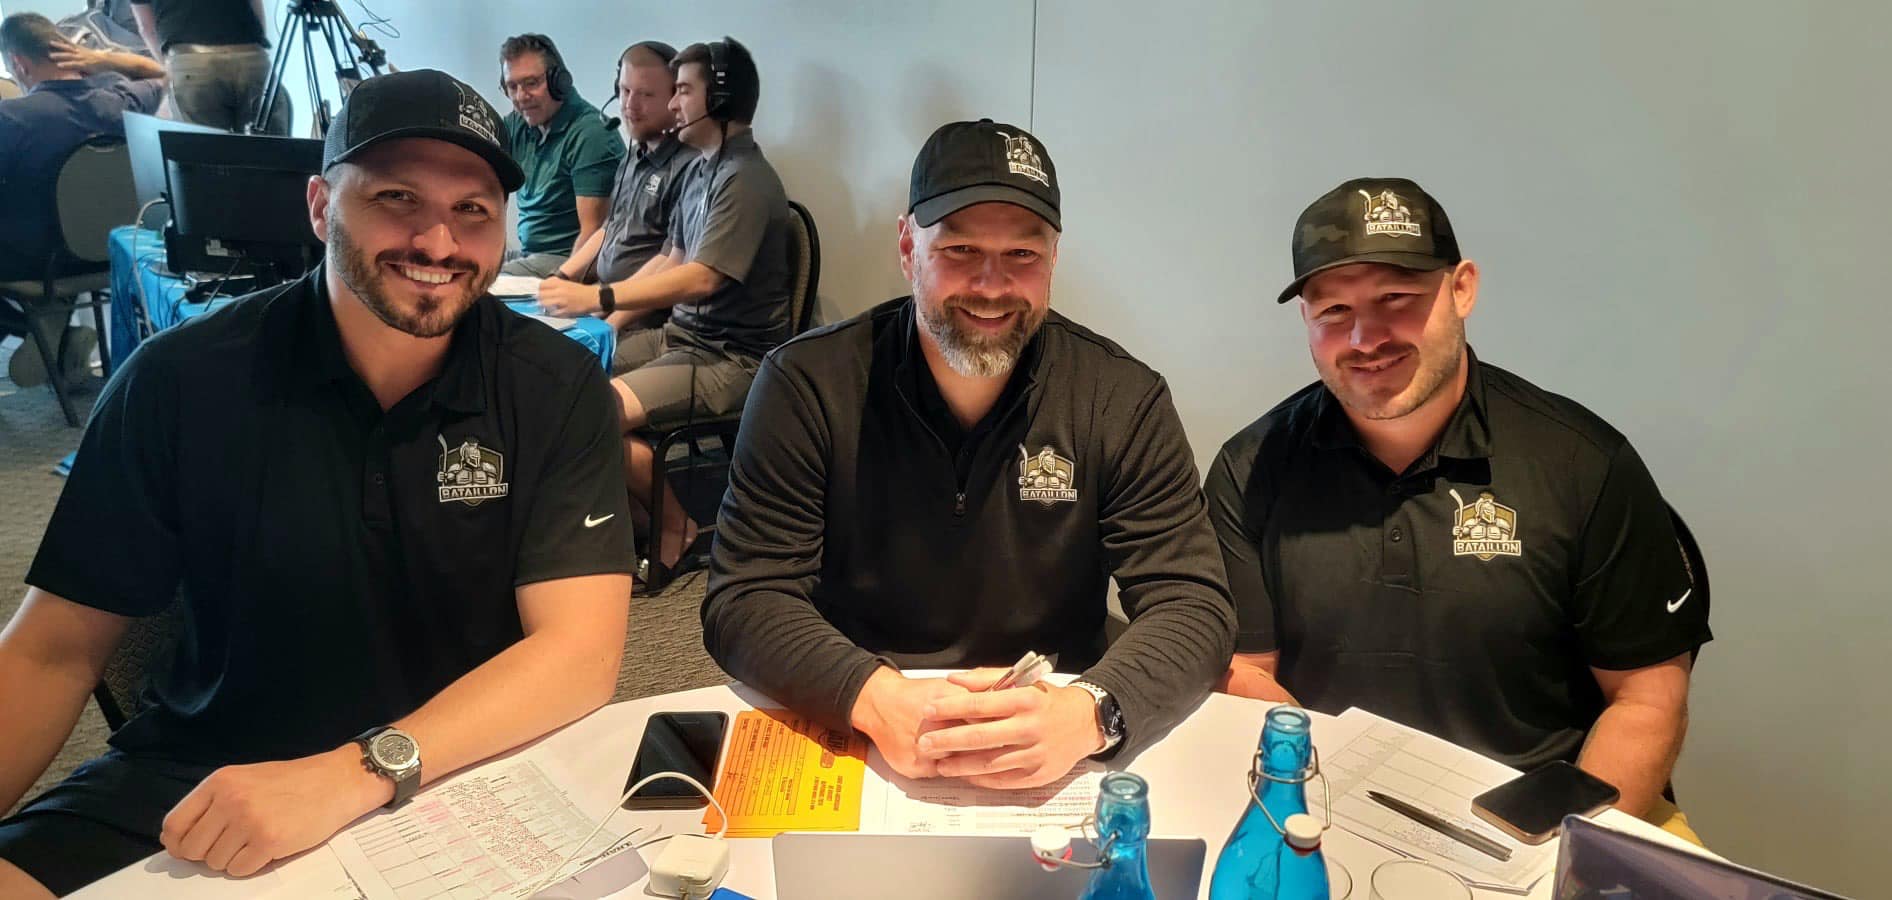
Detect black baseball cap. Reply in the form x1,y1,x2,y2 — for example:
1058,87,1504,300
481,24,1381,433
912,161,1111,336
1277,177,1461,303
910,119,1060,231
322,69,524,194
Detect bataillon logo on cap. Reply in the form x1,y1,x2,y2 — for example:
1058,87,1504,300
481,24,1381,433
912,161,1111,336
453,81,498,145
1359,189,1422,238
997,131,1048,187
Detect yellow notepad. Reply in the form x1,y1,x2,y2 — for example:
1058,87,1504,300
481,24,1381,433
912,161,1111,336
703,708,867,838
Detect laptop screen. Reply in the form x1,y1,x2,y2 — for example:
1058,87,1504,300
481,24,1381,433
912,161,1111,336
1555,816,1851,900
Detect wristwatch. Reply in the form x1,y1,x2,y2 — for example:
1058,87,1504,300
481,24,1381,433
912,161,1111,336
1070,680,1125,754
354,726,422,809
597,282,616,314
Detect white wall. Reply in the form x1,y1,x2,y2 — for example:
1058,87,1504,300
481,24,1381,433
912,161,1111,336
1038,1,1889,893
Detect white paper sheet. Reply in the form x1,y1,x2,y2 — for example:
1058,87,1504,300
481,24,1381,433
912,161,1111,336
865,762,1105,835
489,274,543,297
329,759,633,900
1325,710,1555,889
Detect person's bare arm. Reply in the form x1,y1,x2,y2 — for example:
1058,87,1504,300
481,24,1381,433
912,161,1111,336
571,196,609,257
554,228,606,282
1578,653,1693,818
1220,651,1297,703
131,3,164,61
543,243,716,320
0,590,133,812
49,40,168,81
159,573,631,876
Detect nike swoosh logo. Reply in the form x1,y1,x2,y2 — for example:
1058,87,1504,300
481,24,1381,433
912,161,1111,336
584,514,615,528
1666,588,1692,613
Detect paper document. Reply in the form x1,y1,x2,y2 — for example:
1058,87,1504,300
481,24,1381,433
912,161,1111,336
330,759,632,900
489,274,543,297
869,762,1104,834
703,708,867,837
526,313,585,330
1325,710,1555,889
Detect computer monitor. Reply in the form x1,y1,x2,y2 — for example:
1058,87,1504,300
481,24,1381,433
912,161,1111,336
159,129,324,284
1555,816,1851,900
123,111,224,213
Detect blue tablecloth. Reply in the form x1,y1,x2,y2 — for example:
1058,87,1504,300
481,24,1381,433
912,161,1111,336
107,226,614,373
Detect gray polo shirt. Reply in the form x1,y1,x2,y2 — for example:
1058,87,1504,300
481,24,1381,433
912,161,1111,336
595,134,695,284
664,130,793,360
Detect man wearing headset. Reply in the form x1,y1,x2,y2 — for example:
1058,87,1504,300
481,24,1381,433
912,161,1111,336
539,41,696,336
539,37,793,581
498,33,624,277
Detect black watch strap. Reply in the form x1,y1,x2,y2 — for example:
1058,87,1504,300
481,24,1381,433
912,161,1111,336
355,726,421,809
597,282,616,314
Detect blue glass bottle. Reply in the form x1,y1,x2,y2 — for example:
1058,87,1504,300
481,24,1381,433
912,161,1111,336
1080,772,1156,900
1209,706,1331,899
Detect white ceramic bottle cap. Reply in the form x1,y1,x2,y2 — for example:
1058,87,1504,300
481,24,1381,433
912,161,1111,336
1285,813,1323,850
1031,826,1072,871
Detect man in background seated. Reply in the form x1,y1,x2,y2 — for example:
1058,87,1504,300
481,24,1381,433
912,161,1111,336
537,37,791,580
701,120,1235,790
127,0,287,134
540,40,695,341
0,70,634,898
1207,177,1710,839
498,32,623,277
0,12,164,384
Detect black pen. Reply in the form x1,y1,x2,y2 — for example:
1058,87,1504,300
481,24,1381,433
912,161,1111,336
1366,790,1513,862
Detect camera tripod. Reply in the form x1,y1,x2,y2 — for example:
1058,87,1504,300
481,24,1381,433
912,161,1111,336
249,0,389,135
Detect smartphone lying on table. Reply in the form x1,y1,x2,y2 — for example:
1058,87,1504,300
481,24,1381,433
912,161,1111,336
623,711,729,810
1471,760,1620,845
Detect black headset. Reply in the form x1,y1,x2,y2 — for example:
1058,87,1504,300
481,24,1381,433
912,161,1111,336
705,38,733,117
502,33,572,101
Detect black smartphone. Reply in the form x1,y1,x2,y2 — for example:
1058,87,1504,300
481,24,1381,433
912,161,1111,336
1471,761,1621,845
623,711,730,810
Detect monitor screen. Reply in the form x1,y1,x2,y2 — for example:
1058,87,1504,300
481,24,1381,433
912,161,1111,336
123,112,223,212
158,130,324,281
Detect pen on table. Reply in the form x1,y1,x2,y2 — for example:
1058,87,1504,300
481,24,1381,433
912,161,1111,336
987,651,1052,691
1366,790,1513,862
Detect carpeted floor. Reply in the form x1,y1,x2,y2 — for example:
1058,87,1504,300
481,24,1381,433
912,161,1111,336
0,333,729,817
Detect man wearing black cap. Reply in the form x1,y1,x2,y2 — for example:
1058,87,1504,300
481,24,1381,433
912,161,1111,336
702,120,1235,790
1206,178,1710,834
537,36,791,579
0,69,635,896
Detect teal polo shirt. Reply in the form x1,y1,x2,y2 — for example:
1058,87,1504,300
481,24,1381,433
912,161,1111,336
502,92,624,255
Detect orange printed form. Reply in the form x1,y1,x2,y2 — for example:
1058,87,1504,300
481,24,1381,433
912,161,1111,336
702,708,868,837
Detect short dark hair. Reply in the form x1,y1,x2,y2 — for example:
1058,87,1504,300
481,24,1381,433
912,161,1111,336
671,37,760,124
499,33,560,70
0,13,61,63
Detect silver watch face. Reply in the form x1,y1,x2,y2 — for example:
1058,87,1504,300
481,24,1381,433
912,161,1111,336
371,731,419,771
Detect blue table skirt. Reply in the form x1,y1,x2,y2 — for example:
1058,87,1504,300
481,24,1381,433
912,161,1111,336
107,226,614,373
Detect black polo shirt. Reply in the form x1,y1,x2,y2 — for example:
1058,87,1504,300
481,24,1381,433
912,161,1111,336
27,267,635,767
1204,351,1711,770
594,134,695,284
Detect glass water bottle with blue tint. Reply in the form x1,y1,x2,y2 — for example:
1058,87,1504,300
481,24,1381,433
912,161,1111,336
1080,772,1156,900
1209,706,1332,899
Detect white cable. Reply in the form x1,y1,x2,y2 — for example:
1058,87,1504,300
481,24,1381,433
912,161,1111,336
525,771,726,898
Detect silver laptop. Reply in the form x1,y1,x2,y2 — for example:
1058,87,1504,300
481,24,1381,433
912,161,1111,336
773,832,1206,900
1556,816,1851,899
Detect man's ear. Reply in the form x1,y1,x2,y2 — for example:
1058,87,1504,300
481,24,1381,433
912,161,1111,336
1449,259,1480,319
897,214,918,281
307,174,333,244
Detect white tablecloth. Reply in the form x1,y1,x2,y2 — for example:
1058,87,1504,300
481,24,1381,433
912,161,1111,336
75,681,1708,899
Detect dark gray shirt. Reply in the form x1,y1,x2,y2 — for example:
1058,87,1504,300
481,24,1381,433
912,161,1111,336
595,134,695,284
665,130,792,360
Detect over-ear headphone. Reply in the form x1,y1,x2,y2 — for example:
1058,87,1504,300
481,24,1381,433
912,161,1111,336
705,38,733,117
502,33,572,102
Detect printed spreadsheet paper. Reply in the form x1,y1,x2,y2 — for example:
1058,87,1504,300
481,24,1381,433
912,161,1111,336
1327,708,1556,889
864,761,1105,834
329,759,634,900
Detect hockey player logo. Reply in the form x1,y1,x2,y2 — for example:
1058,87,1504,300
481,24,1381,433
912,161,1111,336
436,435,510,506
1359,188,1422,237
1449,488,1522,560
1017,444,1078,505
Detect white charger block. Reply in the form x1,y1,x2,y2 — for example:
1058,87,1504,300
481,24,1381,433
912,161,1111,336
647,833,730,899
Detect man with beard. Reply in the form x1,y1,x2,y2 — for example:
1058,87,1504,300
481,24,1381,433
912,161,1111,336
537,37,790,581
0,70,635,897
701,120,1234,789
1206,178,1710,836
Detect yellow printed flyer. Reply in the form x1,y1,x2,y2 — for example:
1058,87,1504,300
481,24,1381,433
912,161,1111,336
703,708,867,837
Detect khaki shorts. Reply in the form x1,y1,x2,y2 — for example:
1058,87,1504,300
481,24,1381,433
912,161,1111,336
613,327,759,429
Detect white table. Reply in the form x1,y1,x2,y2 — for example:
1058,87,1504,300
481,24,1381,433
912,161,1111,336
76,682,1707,899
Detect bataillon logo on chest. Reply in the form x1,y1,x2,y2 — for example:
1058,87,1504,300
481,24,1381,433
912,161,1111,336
1017,444,1079,505
436,435,510,506
1449,488,1521,560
